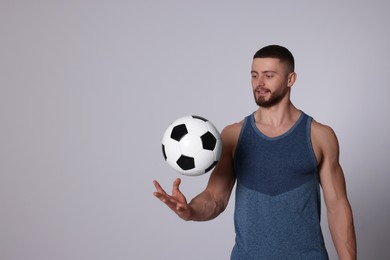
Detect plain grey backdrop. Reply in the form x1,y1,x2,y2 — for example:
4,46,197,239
1,1,389,259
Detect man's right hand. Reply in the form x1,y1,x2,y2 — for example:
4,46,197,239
153,178,194,221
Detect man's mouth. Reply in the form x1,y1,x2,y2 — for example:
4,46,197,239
256,87,270,95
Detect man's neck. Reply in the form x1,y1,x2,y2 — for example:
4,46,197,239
254,102,300,128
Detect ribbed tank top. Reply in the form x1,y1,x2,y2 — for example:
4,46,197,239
231,112,329,260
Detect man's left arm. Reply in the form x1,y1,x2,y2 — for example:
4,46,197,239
314,123,357,260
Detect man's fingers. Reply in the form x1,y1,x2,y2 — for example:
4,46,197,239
153,180,168,196
154,193,185,212
154,192,174,205
172,178,182,194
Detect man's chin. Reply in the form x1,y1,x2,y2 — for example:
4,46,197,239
255,98,271,108
255,98,281,108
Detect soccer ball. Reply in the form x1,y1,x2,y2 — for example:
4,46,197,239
162,115,222,176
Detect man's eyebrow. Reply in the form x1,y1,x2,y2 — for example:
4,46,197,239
262,70,277,74
250,70,277,74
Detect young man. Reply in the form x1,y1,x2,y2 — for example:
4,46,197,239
153,45,357,259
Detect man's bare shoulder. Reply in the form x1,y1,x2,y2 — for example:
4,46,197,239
311,119,337,141
311,119,340,158
221,120,243,137
223,120,244,131
220,120,244,150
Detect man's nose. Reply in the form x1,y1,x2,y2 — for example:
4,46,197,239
256,76,265,86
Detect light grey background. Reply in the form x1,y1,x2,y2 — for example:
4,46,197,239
1,1,389,259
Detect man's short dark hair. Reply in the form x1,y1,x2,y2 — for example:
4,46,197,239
253,45,295,73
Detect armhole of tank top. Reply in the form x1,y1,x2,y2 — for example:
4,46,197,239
306,116,319,171
233,115,249,160
306,117,324,220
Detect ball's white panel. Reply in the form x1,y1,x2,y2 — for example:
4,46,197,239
184,118,208,136
181,168,204,176
214,139,223,161
195,150,215,170
163,138,181,162
205,121,221,139
179,134,202,156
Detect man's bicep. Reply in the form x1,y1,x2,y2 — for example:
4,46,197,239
207,148,236,196
205,125,238,201
318,127,348,208
320,162,348,208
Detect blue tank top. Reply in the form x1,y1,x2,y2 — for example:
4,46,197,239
231,112,329,260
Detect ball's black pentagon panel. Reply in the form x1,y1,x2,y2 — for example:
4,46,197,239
201,131,217,150
177,155,195,170
170,124,188,141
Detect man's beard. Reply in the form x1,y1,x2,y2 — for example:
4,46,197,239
254,87,288,108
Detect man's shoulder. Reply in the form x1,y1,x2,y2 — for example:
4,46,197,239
225,120,244,130
311,119,336,138
222,121,243,138
310,119,339,155
220,119,245,151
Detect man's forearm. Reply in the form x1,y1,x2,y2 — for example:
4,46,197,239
187,191,227,221
328,201,357,260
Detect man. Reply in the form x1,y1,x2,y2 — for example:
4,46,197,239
153,45,356,259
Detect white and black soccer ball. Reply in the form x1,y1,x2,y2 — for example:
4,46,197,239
162,115,222,176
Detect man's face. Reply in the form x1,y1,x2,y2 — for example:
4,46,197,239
251,58,294,108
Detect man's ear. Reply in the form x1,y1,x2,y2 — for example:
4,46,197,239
287,72,297,88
